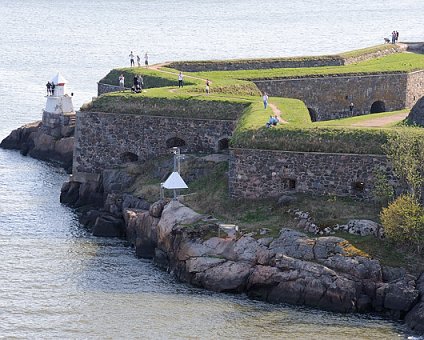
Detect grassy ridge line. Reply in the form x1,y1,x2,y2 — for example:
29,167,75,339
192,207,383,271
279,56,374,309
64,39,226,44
192,53,424,80
167,44,396,66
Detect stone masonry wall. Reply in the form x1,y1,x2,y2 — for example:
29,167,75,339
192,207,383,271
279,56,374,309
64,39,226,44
406,70,424,108
254,73,409,121
167,46,403,72
98,83,125,96
73,111,236,174
168,58,343,72
229,148,399,200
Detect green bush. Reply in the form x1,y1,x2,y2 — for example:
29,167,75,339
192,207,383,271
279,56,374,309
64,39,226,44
380,194,424,253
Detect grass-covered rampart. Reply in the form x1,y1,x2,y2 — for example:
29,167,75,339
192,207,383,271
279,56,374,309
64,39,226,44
90,45,424,154
82,92,249,120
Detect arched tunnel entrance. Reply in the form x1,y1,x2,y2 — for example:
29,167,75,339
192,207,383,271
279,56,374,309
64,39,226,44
370,101,386,113
166,137,187,148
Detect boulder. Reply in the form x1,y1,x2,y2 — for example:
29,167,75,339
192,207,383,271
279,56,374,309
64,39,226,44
60,181,80,205
277,194,297,207
92,214,125,237
103,168,136,194
407,96,424,126
345,219,383,238
79,209,104,227
405,273,424,334
122,193,150,211
156,200,203,252
149,200,167,218
195,260,252,292
384,276,419,318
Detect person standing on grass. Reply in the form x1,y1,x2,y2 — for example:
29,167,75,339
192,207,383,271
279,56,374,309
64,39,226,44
205,79,210,94
144,52,149,67
137,55,141,67
129,51,135,67
263,92,269,109
119,74,125,90
349,102,354,115
178,72,184,88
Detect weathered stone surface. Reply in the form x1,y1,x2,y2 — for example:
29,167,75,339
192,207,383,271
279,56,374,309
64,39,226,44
254,69,422,121
185,257,226,273
74,111,237,174
320,255,382,281
102,169,136,194
195,260,252,292
156,200,203,253
405,273,424,334
92,214,125,237
382,266,407,283
60,181,80,205
79,209,104,227
345,219,382,237
269,229,315,260
407,95,424,126
229,148,400,200
149,200,167,218
384,276,419,316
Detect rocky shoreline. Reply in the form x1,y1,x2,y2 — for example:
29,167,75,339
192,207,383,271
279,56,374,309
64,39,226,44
1,120,423,335
60,175,424,335
0,119,74,173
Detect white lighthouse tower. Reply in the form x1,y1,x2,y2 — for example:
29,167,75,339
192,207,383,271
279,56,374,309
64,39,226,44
42,72,75,129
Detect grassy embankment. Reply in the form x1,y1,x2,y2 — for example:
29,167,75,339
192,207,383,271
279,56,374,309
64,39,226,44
93,45,424,271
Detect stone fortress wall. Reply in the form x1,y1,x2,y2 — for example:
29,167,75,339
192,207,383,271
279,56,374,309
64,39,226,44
254,71,424,121
228,148,399,200
73,111,235,175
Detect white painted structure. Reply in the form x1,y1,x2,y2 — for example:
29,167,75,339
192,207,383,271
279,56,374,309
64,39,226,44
45,73,74,114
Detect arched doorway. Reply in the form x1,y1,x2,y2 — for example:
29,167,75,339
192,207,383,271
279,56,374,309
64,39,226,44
166,137,186,148
120,152,139,163
217,138,229,151
370,101,386,113
307,108,318,122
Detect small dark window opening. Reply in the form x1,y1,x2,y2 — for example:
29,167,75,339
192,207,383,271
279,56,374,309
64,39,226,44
345,95,349,100
352,181,365,192
288,179,296,190
218,138,229,151
166,137,186,148
120,152,139,163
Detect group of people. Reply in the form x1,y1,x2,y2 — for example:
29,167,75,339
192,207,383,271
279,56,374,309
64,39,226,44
132,75,144,93
45,81,56,96
129,51,149,67
392,31,399,44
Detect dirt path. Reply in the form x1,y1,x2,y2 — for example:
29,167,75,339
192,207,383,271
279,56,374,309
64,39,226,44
269,103,288,123
352,111,408,127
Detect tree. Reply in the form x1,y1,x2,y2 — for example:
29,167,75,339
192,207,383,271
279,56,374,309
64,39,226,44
383,129,424,200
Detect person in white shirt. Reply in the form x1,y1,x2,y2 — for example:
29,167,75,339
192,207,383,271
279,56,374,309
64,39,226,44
178,72,184,88
129,51,135,67
263,92,269,109
119,74,125,90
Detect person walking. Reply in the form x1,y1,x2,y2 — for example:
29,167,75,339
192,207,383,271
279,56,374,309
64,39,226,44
129,51,135,67
178,72,184,88
263,92,269,109
119,74,125,90
144,52,149,67
137,55,141,67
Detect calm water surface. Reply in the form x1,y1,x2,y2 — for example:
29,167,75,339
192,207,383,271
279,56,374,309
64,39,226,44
1,1,423,338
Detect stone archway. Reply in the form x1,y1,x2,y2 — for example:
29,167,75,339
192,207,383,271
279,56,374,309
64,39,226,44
217,138,229,151
120,152,139,163
307,108,318,122
166,137,186,148
370,101,386,113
